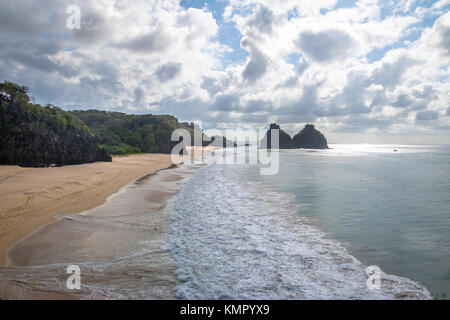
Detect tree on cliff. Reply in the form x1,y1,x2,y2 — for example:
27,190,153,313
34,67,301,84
0,81,111,167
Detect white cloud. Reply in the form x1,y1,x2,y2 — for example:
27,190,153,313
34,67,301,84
296,29,357,63
0,0,449,141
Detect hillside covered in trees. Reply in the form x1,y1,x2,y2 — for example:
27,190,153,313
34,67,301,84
0,81,111,167
71,111,237,155
70,110,197,155
1,81,239,168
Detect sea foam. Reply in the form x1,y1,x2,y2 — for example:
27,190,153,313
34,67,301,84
164,163,432,300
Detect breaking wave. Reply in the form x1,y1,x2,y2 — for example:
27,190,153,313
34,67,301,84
164,164,431,300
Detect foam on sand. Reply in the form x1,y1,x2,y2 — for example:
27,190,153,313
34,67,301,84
164,164,432,300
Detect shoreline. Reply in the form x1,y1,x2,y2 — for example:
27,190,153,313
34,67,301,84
0,147,437,300
0,154,176,266
1,161,196,299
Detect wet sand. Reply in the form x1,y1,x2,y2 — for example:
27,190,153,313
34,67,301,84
0,154,175,266
0,163,197,299
0,149,210,299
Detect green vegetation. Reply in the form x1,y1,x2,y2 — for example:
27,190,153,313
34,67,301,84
0,81,111,167
1,82,90,133
1,81,236,167
70,110,195,155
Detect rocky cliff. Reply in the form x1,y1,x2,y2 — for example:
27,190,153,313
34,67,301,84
260,123,328,149
0,81,111,167
293,124,328,149
260,123,296,149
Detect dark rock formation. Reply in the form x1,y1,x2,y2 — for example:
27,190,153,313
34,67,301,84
260,123,296,149
260,123,329,149
0,81,111,167
293,124,328,149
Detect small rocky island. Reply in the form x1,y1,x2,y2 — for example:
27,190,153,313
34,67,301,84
261,123,328,149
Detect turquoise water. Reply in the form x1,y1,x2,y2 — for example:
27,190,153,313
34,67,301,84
3,144,446,299
166,144,443,299
257,144,450,299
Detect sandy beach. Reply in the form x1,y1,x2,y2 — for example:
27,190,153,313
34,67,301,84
0,154,174,266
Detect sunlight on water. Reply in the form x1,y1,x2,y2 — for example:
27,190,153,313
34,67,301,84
310,144,446,157
166,154,433,299
257,144,450,299
1,144,447,300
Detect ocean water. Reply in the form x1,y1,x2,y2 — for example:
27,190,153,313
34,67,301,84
165,144,450,299
0,164,198,299
261,144,450,299
1,145,448,299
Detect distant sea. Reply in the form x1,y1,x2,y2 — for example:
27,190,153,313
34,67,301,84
2,144,448,300
166,144,450,299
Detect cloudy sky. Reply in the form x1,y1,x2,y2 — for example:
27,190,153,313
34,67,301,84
1,0,449,143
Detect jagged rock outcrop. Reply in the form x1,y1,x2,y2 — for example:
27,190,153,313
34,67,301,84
260,123,296,149
293,124,328,149
0,81,111,167
260,123,329,149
